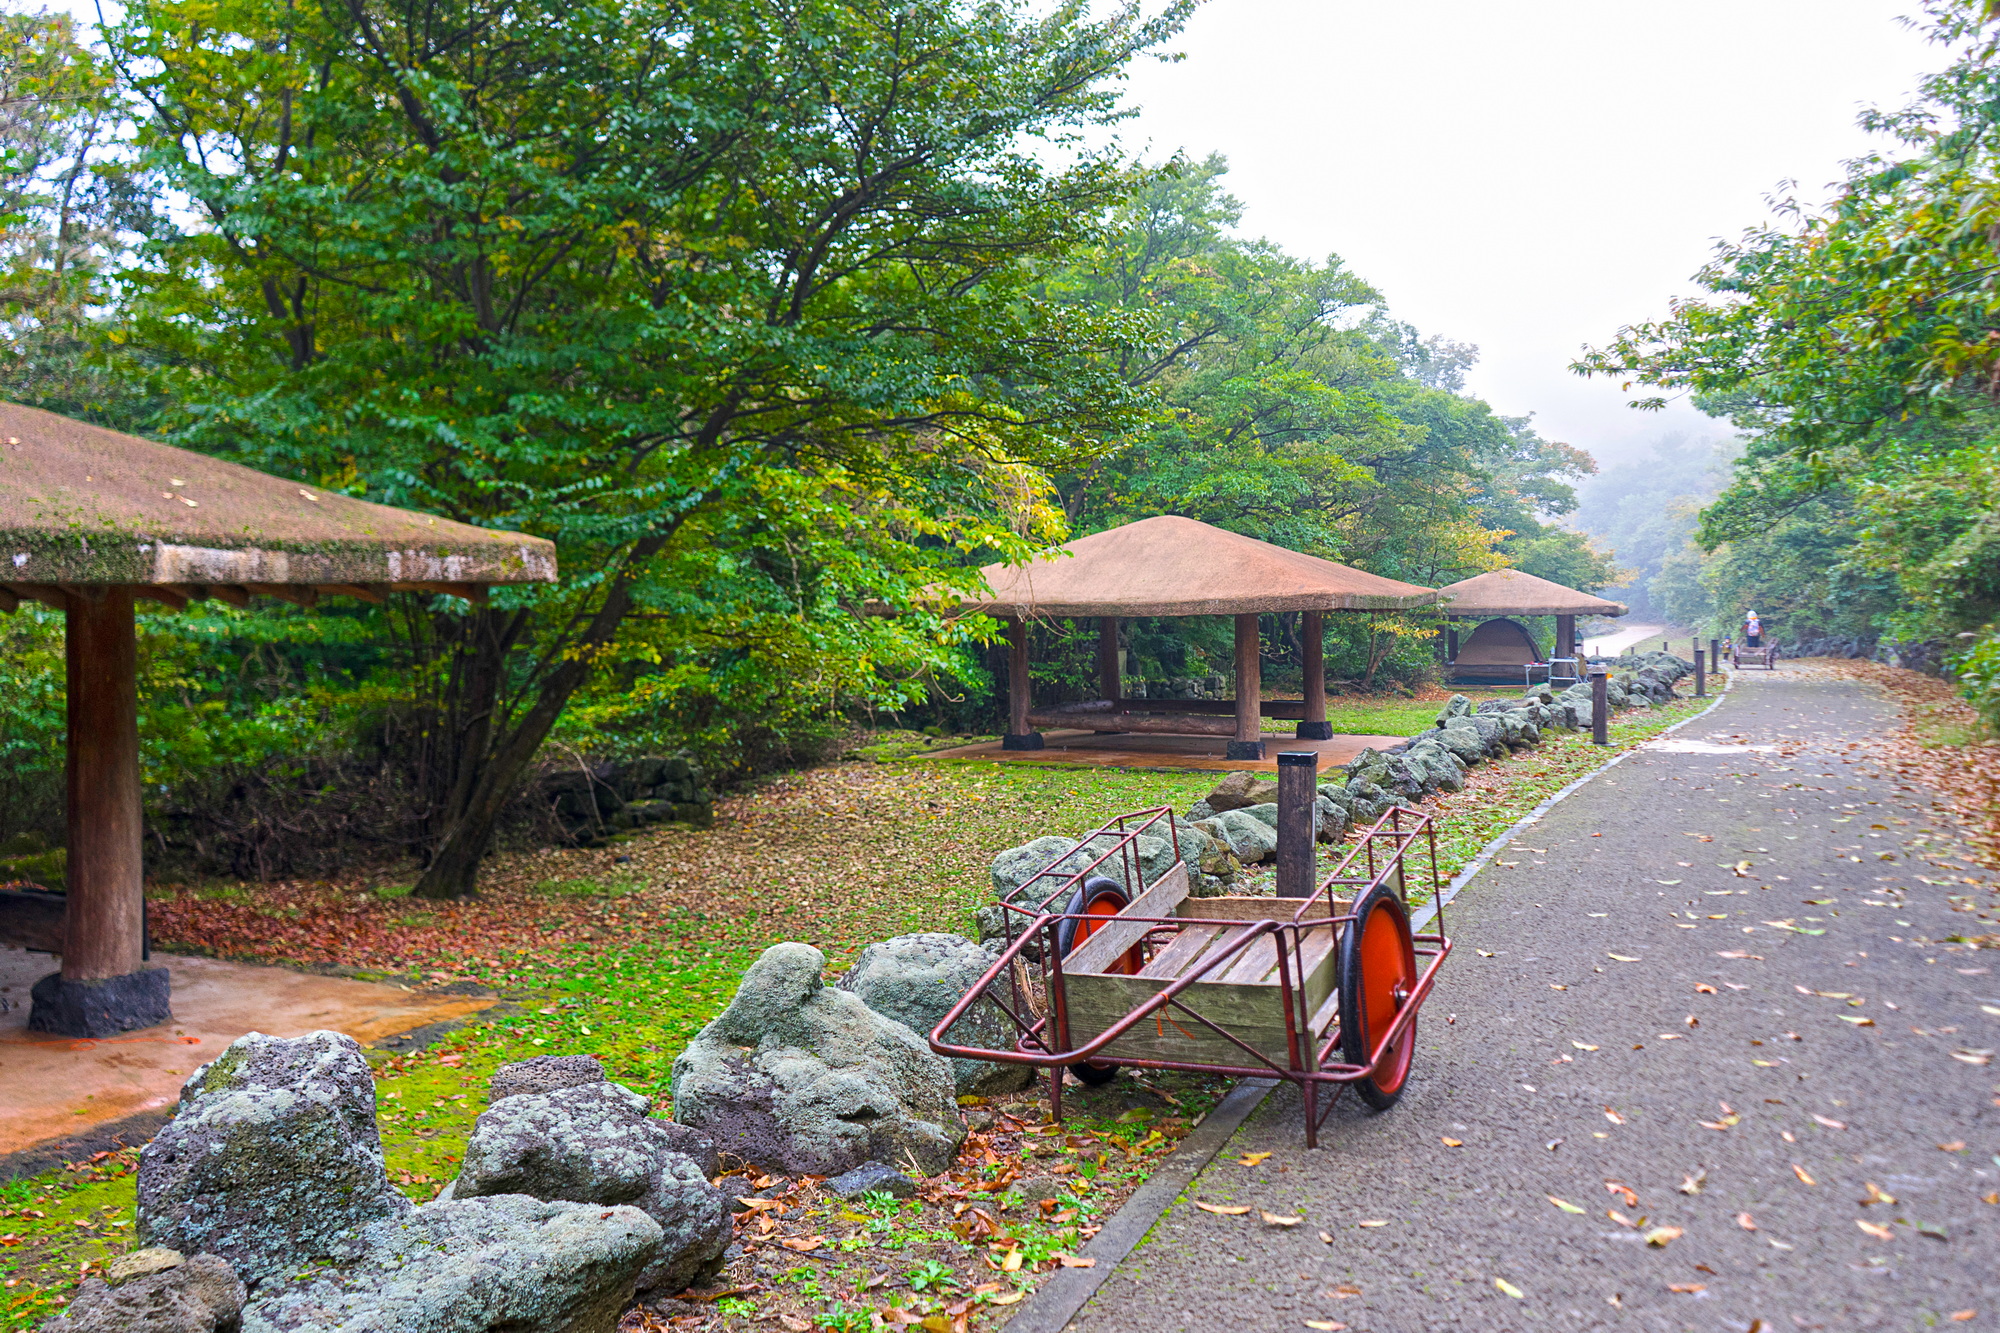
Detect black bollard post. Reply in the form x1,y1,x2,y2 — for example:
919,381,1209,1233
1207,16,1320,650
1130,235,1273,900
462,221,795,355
1709,637,1719,671
1276,750,1318,898
1694,648,1706,697
1590,664,1610,746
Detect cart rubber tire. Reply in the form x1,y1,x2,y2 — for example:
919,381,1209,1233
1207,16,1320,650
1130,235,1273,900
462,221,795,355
1338,880,1418,1111
1058,877,1135,1085
1056,878,1141,973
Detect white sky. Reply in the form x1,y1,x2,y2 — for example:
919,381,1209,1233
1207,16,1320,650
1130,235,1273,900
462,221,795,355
1114,0,1943,460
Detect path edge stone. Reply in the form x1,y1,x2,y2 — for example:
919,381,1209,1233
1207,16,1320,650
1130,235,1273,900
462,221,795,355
997,1076,1278,1333
1002,670,1737,1332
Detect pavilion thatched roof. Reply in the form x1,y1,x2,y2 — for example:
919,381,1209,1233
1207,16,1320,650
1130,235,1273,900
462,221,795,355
0,403,554,599
957,515,1439,618
1438,568,1626,618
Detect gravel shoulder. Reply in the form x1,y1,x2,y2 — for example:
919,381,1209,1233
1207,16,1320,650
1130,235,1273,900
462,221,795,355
1074,665,2000,1332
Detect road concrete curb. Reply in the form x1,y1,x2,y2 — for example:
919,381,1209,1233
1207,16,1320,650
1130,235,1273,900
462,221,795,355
998,1076,1279,1333
1003,669,1739,1331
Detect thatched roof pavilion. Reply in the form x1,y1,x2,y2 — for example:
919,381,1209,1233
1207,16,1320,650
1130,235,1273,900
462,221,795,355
1436,568,1626,677
956,515,1439,759
0,403,556,1038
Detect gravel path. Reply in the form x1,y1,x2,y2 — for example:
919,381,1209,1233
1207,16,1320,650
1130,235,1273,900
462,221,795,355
1073,666,1998,1332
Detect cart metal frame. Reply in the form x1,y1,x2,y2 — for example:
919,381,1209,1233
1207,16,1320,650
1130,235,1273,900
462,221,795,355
932,806,1452,1147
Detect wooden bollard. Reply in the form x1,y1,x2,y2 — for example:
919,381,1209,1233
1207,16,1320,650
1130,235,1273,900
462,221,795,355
1276,750,1319,899
1590,664,1610,746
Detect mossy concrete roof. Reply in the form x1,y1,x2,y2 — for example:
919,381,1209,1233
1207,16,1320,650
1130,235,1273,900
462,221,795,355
0,403,555,588
957,515,1440,617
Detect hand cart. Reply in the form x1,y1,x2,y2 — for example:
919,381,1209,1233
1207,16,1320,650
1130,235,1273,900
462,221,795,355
1732,641,1779,670
932,806,1452,1147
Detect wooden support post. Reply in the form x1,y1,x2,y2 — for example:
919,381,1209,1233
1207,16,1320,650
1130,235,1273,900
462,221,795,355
1296,610,1330,740
1097,616,1121,704
1557,614,1575,664
1002,617,1043,751
1694,648,1706,697
1228,613,1264,761
1590,664,1610,746
1275,750,1318,897
1446,626,1459,660
29,586,171,1037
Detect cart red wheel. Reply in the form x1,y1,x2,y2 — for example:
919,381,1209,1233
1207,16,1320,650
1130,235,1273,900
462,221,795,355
1057,878,1142,974
1338,880,1418,1111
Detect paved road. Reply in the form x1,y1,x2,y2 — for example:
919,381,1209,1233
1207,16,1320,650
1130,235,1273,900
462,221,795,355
1583,623,1666,658
1077,666,1999,1332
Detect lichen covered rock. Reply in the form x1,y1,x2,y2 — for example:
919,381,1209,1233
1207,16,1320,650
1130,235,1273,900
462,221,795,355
240,1196,659,1333
838,933,1034,1097
489,1054,606,1104
137,1031,409,1285
449,1082,727,1294
39,1252,243,1333
670,943,963,1177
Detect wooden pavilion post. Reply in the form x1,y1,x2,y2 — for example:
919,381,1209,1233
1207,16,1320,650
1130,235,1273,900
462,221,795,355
1002,616,1043,751
1446,625,1459,661
1228,613,1264,761
1097,616,1121,703
28,586,171,1037
1296,609,1331,739
1556,614,1576,664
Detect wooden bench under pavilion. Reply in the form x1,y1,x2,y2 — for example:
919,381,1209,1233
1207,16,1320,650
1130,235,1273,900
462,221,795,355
0,403,556,1038
955,515,1439,762
1434,568,1626,684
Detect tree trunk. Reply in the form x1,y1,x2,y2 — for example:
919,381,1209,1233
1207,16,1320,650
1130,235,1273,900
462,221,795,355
412,534,668,899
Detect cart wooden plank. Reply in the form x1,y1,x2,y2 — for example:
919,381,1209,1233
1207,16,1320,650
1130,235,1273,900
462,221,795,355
1062,862,1189,975
1065,970,1300,1068
1136,923,1219,980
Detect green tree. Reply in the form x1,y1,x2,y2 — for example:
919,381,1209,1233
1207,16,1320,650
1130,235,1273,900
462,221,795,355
116,0,1188,896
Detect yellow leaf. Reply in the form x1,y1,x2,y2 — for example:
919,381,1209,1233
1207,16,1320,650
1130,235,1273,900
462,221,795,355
1195,1202,1252,1216
1318,1229,1335,1244
1261,1212,1303,1227
1608,954,1641,962
1839,1015,1875,1026
1001,1248,1023,1272
1356,1219,1389,1227
1238,1152,1273,1166
1440,1137,1463,1147
1856,1220,1895,1241
1495,1277,1526,1298
1792,1164,1817,1186
1643,1226,1683,1247
1548,1196,1585,1213
1677,1171,1706,1194
1571,1041,1599,1051
988,1291,1025,1306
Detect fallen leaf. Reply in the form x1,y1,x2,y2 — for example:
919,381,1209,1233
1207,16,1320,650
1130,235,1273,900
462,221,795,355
1262,1212,1304,1227
863,1272,889,1289
1302,1322,1347,1331
1949,1313,1975,1322
1603,1107,1626,1124
1477,949,1496,958
1950,1049,1993,1065
1736,1211,1757,1231
1549,1196,1585,1213
1238,1152,1273,1166
1695,983,1718,994
1939,1141,1967,1152
1677,1171,1706,1195
1643,1226,1683,1247
1440,1137,1464,1147
1056,1254,1097,1267
778,1236,822,1252
1917,1221,1949,1241
1356,1219,1389,1228
1860,1181,1897,1206
1549,983,1568,990
1494,1278,1526,1299
989,1292,1025,1306
1609,1210,1642,1229
1840,1016,1876,1026
1000,1248,1024,1272
1657,879,1683,885
1792,1164,1817,1186
1609,953,1641,962
1667,1283,1707,1294
1716,950,1764,960
1812,1115,1847,1130
1856,1220,1894,1241
1195,1202,1251,1216
1572,1041,1600,1051
1318,1230,1335,1244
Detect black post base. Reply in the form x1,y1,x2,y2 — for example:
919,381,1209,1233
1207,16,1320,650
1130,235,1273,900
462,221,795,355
1294,721,1334,740
28,968,172,1038
1001,732,1045,751
1225,740,1266,761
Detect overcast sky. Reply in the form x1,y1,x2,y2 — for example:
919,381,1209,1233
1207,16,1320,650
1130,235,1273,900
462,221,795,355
1113,0,1943,461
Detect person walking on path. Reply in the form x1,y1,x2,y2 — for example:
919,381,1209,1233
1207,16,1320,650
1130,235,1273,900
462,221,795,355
1745,609,1764,649
1072,666,1997,1331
